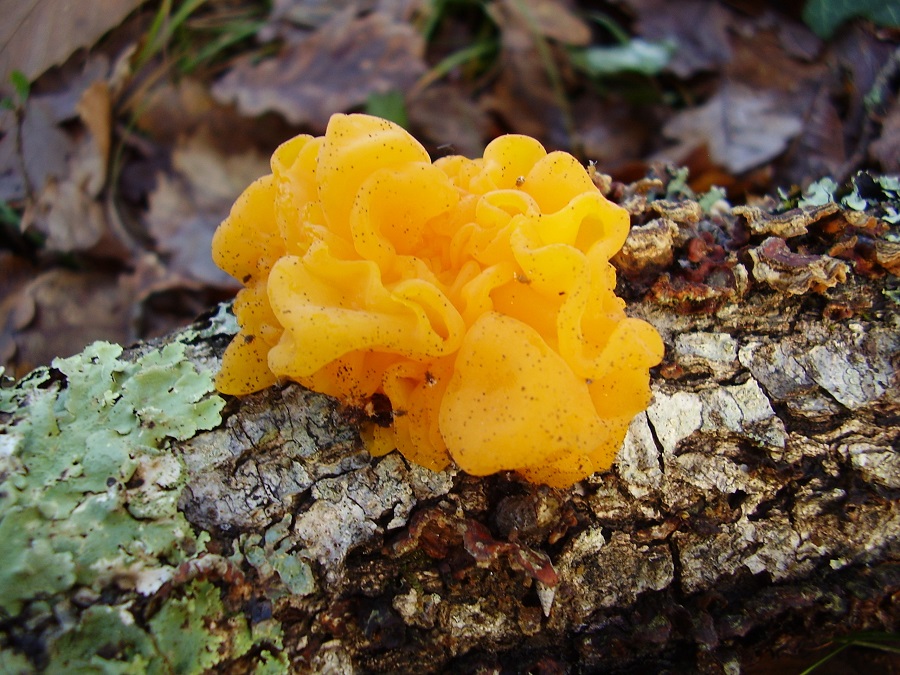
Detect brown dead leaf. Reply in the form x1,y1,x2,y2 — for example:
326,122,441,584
506,0,592,46
572,95,653,169
656,83,803,174
871,96,900,173
121,253,224,340
775,16,823,62
24,156,108,252
0,55,116,204
0,0,144,93
725,25,826,94
265,0,358,32
784,86,847,183
18,80,115,252
483,0,567,141
0,96,71,202
0,251,37,372
212,7,426,128
75,80,112,188
134,78,292,153
832,24,897,133
624,0,733,77
1,268,134,377
145,130,269,287
407,84,491,158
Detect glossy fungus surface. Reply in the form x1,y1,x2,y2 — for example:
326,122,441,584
212,114,663,487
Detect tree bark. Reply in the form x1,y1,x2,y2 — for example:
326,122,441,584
3,189,898,674
174,195,900,673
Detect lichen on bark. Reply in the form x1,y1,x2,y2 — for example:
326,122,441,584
2,175,898,674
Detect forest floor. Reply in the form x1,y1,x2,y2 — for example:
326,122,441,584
1,0,898,379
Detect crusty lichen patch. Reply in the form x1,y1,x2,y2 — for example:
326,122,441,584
0,340,286,672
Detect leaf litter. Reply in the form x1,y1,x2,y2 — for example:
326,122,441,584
0,0,898,379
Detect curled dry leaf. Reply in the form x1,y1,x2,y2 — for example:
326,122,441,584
134,78,292,152
624,0,733,77
0,0,144,93
21,81,113,252
0,97,70,203
501,0,592,46
212,8,426,128
482,0,569,140
1,268,134,376
0,54,116,205
145,130,269,287
75,80,112,188
657,83,803,174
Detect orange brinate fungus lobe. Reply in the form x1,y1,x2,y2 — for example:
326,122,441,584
212,114,663,487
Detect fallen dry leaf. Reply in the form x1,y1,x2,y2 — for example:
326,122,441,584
0,96,71,203
19,80,116,252
0,0,144,93
504,0,592,46
0,251,37,372
0,55,115,204
784,86,847,183
656,83,804,174
871,96,900,173
120,252,227,341
75,80,113,188
264,0,358,32
134,78,292,152
144,130,269,287
24,154,108,252
625,0,733,77
407,83,491,158
832,24,897,133
571,95,654,170
483,0,568,141
213,7,426,129
725,24,826,93
1,268,135,377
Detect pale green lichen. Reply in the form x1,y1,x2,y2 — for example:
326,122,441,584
799,174,900,213
43,581,286,675
0,339,287,672
0,341,222,614
238,514,316,598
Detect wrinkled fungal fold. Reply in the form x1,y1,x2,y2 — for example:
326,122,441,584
213,114,663,487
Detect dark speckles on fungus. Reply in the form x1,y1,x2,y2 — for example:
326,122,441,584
211,114,663,487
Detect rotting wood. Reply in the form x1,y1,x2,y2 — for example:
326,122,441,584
176,269,898,673
3,176,898,674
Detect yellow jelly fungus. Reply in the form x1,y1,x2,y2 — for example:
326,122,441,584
212,113,664,488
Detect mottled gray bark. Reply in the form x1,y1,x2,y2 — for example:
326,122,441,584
177,266,899,673
4,189,897,674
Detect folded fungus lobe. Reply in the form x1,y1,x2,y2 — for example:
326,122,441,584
212,114,663,487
